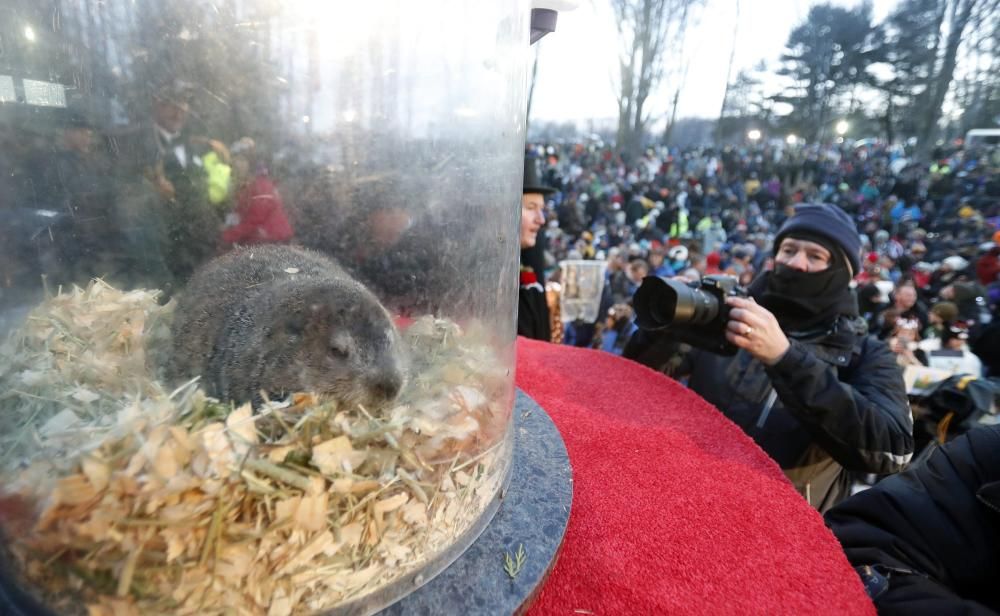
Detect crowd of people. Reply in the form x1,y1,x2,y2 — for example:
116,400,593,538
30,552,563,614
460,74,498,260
522,138,1000,379
0,80,297,302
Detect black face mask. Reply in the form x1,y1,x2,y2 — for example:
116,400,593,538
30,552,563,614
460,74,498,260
748,264,858,334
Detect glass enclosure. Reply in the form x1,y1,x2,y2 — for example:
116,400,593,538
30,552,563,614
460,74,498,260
0,1,528,613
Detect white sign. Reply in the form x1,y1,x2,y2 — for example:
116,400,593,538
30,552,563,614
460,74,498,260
23,79,66,108
559,260,607,323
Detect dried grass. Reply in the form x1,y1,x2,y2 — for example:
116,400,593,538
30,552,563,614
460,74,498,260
0,280,512,615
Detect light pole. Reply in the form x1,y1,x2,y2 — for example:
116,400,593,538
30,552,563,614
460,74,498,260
747,129,761,143
835,120,849,137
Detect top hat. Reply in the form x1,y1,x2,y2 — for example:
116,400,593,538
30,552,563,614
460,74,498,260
523,156,556,196
152,78,195,107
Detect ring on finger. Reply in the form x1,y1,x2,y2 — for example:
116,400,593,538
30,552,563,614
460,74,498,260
744,326,753,336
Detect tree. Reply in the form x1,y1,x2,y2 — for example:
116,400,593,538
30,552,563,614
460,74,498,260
866,0,945,143
773,3,878,141
954,0,1000,133
867,0,991,150
716,68,772,142
611,0,701,157
715,0,741,142
914,0,983,152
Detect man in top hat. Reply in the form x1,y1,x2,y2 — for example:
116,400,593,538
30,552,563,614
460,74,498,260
123,79,229,286
518,155,556,341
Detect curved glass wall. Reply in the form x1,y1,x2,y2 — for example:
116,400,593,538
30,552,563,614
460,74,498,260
0,1,528,613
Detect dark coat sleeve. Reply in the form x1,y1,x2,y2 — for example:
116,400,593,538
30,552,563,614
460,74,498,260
517,285,551,342
764,335,913,474
826,426,1000,615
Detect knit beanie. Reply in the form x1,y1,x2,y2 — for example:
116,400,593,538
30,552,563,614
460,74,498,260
774,203,862,275
930,301,959,323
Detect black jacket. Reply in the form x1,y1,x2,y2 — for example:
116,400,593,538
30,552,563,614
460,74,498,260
626,316,913,511
826,426,1000,615
518,264,551,342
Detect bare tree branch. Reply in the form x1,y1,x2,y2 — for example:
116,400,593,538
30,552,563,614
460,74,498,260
613,0,702,156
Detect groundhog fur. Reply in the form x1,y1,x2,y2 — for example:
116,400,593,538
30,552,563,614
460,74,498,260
168,245,406,408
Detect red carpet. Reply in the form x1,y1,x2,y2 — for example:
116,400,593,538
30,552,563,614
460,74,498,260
515,338,874,615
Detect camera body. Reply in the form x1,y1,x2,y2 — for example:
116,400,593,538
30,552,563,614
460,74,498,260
633,274,747,355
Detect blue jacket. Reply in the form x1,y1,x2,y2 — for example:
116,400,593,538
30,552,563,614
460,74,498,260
827,426,1000,614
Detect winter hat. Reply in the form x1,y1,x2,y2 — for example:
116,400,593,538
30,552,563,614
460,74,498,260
667,245,689,263
774,203,862,275
930,301,959,323
943,256,969,271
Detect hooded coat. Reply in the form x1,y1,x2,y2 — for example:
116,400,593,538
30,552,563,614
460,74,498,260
826,426,1000,614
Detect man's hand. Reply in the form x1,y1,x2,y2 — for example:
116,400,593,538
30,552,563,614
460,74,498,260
155,175,176,200
725,296,790,366
149,161,176,200
191,136,231,164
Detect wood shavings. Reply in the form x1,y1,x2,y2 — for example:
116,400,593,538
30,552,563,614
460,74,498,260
1,295,512,615
80,456,110,492
311,436,365,475
0,279,175,470
225,403,258,454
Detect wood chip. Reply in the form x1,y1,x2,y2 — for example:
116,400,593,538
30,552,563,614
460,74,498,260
81,456,110,492
72,388,101,404
295,492,329,532
311,436,365,475
225,403,258,452
267,587,293,616
53,474,98,506
374,493,408,515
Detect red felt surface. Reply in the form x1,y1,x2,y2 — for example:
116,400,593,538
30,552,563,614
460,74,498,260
515,337,875,615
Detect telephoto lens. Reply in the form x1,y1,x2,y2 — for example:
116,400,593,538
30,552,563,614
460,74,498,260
633,276,722,330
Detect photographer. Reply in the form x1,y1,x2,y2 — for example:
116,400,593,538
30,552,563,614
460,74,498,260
625,203,913,511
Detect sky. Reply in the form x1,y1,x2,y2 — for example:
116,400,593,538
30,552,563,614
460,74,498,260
529,0,901,126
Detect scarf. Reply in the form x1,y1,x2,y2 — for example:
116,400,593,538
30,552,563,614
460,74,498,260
748,264,858,335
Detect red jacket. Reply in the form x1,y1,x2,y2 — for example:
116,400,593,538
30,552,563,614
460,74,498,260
221,175,293,245
976,252,1000,286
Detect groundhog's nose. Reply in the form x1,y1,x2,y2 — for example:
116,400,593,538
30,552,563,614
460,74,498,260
370,373,402,402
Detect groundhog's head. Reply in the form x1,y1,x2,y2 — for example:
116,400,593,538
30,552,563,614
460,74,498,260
261,281,407,410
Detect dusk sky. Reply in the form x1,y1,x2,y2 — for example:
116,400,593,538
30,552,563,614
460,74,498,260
529,0,900,126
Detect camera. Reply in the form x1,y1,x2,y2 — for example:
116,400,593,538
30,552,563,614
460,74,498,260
632,274,747,355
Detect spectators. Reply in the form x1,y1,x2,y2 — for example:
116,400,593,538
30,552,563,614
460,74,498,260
529,137,996,371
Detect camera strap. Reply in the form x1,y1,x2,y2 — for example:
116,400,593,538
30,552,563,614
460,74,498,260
756,388,779,428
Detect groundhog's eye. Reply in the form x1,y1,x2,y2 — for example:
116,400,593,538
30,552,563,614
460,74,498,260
328,344,350,360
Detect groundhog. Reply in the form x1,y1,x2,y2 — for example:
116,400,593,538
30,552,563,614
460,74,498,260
169,245,406,408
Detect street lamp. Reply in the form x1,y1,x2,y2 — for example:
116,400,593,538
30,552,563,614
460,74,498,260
835,120,849,136
23,25,36,42
786,134,797,145
747,129,762,142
